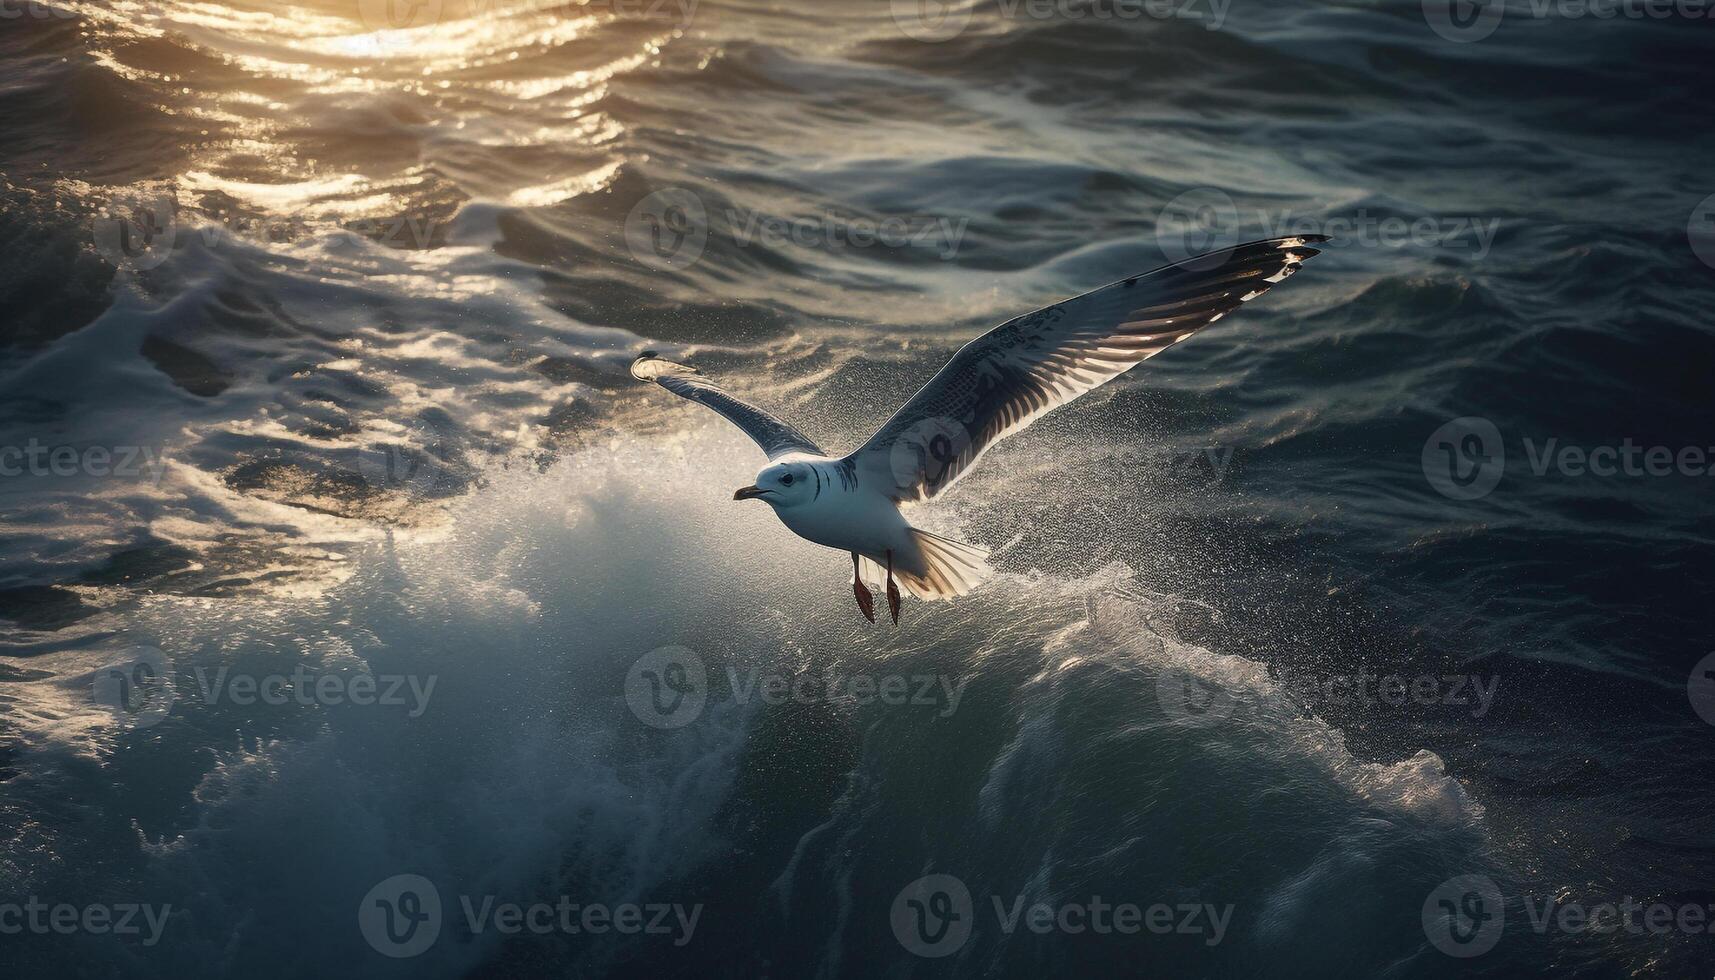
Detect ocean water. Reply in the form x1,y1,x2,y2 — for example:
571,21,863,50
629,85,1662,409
2,0,1713,977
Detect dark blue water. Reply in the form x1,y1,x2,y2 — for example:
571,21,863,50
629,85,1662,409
2,1,1713,977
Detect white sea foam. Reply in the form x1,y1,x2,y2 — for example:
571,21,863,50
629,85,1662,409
3,430,1487,977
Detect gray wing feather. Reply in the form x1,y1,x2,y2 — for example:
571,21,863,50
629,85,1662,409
630,352,824,460
849,236,1328,502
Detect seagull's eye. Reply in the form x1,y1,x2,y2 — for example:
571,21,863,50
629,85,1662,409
780,473,794,486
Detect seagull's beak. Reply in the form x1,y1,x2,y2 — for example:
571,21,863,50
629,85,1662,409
733,485,768,501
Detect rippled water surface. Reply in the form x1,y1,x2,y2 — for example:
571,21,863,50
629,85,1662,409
2,0,1713,977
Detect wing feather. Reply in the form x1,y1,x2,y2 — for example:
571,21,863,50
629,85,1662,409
849,236,1327,502
631,352,823,460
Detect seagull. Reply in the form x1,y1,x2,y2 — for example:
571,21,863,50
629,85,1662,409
632,236,1328,624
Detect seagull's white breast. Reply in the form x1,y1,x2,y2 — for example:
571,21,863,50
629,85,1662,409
772,461,912,560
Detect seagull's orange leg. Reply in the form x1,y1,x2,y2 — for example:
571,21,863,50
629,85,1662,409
851,552,876,624
885,549,902,625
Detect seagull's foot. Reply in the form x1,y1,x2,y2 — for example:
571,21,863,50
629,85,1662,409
853,579,877,624
884,548,902,625
850,552,876,624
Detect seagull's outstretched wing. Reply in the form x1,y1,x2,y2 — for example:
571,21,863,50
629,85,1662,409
631,351,824,459
848,236,1328,502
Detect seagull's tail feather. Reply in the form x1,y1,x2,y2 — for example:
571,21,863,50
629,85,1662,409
896,529,993,600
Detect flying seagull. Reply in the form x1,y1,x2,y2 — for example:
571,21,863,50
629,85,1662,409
632,236,1328,624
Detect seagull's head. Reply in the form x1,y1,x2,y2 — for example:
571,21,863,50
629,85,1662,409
733,462,811,508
